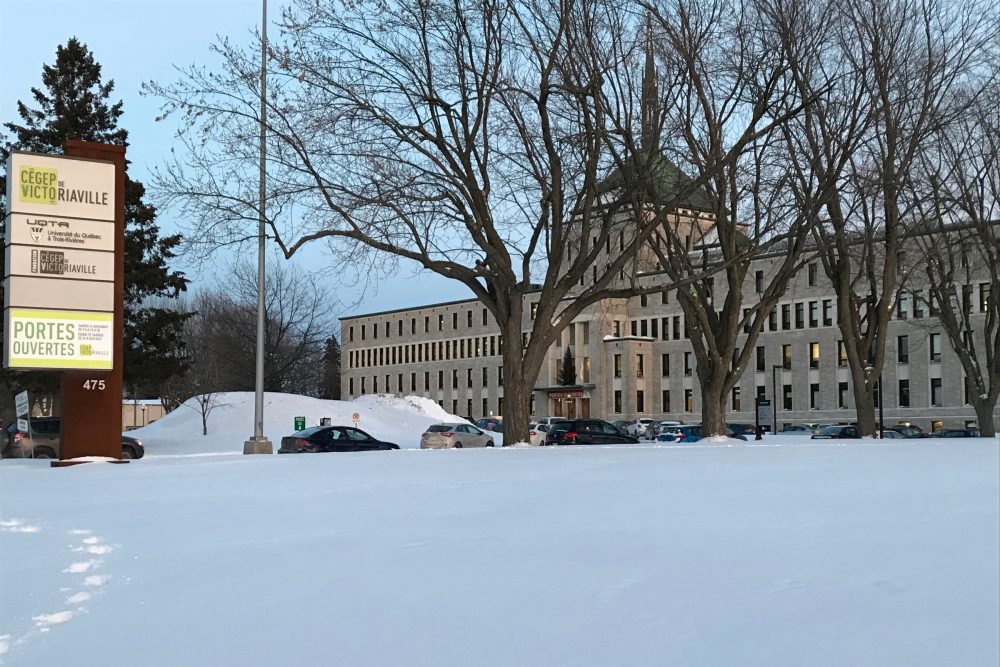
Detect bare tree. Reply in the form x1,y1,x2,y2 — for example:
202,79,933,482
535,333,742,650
908,86,1000,435
629,0,817,436
147,0,809,443
779,0,998,435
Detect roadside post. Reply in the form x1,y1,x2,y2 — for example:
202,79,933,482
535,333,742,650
352,412,360,428
756,398,771,441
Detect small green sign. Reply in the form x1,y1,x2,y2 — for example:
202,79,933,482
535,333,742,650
294,416,306,431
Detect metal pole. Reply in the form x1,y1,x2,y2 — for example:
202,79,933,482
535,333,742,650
245,0,273,454
878,374,885,439
772,365,779,431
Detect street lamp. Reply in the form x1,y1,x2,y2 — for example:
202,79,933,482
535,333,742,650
244,0,273,455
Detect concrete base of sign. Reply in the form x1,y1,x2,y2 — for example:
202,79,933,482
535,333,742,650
52,459,130,468
243,437,274,455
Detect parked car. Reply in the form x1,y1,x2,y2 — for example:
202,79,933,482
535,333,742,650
475,418,504,433
626,418,657,437
655,424,748,443
811,425,861,439
528,423,550,446
879,429,905,439
278,425,399,453
612,420,632,432
420,423,495,449
776,424,814,435
2,417,144,460
931,428,981,438
884,424,929,438
533,416,568,428
545,419,639,446
646,421,682,440
727,423,757,437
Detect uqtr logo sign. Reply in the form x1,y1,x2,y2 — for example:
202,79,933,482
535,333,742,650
18,164,111,207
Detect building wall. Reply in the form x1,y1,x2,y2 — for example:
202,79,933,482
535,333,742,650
341,253,998,432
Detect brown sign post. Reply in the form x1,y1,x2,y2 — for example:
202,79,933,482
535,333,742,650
57,141,125,462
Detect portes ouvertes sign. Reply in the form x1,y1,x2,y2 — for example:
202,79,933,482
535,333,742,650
3,152,117,370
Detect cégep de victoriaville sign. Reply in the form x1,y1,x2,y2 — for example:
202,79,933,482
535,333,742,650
3,152,117,370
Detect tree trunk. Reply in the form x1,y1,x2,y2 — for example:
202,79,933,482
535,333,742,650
851,372,877,437
499,302,534,447
972,397,997,437
699,370,728,438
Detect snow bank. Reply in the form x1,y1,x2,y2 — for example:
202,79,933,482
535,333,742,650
128,392,464,454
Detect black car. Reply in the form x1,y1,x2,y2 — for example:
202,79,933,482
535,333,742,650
544,419,640,446
931,429,981,438
2,417,144,460
278,425,400,453
811,425,861,439
475,418,504,433
884,425,929,438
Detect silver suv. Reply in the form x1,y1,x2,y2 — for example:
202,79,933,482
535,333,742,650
420,423,495,449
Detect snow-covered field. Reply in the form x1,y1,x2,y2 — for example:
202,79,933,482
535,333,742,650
1,394,997,666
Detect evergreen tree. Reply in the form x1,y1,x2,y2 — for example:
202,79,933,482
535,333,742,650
320,336,342,400
558,348,576,386
1,37,190,397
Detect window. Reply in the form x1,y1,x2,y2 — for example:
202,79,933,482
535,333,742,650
783,384,792,410
684,389,693,412
361,377,366,394
962,285,973,314
980,283,991,313
530,302,538,319
482,367,488,387
732,386,741,411
467,399,473,416
838,340,848,367
673,317,681,340
781,304,791,330
897,336,908,364
822,299,833,326
808,302,818,328
437,370,444,389
483,397,489,416
424,372,430,390
768,309,777,332
684,352,692,376
349,326,354,342
467,311,473,327
782,345,792,370
411,373,417,391
424,316,430,333
636,390,645,413
898,380,910,407
809,342,820,369
662,390,671,412
929,293,939,316
756,346,765,372
349,377,354,395
808,262,818,286
397,373,403,391
582,357,591,382
613,321,621,337
897,293,908,319
912,294,924,319
373,324,378,340
743,307,751,334
930,378,942,407
661,290,669,305
453,313,458,329
755,270,764,293
661,353,670,377
361,325,366,341
631,320,638,337
636,354,645,378
650,319,659,339
482,308,488,326
614,390,622,413
810,383,820,409
640,294,648,308
640,320,648,337
930,333,942,362
838,382,849,409
438,314,444,331
452,370,458,389
611,353,622,379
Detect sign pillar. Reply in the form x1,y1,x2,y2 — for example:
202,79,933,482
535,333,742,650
59,141,125,461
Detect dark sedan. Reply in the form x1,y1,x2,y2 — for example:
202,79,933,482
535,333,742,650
811,425,861,439
278,426,399,453
932,429,981,438
545,419,639,445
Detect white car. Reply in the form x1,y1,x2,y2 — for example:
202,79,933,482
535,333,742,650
627,418,657,437
533,416,568,428
647,420,682,440
528,423,550,446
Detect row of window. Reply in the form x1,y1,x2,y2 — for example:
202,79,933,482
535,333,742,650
348,335,504,369
348,307,492,342
896,284,992,319
612,376,952,414
348,367,505,395
610,335,945,381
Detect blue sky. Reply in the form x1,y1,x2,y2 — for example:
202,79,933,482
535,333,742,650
1,0,471,319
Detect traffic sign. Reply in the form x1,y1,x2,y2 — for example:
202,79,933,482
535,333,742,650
294,416,306,431
15,390,29,417
352,412,360,426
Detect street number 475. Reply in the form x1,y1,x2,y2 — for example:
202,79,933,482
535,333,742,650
83,380,106,391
